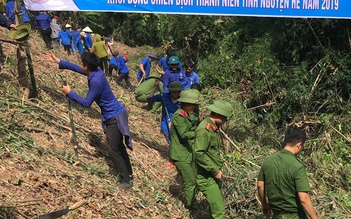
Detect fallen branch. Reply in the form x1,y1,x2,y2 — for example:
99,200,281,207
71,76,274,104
246,102,276,111
3,94,98,135
0,38,27,45
329,194,351,214
130,152,162,182
324,131,341,165
0,201,40,208
25,126,62,136
219,128,241,153
241,158,260,169
330,126,351,144
324,130,349,191
224,161,241,174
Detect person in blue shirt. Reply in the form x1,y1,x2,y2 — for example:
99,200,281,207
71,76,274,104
162,56,188,93
147,81,183,147
0,13,15,29
44,51,134,189
66,24,75,53
56,25,72,55
137,51,158,83
156,48,182,77
74,31,85,55
156,48,175,75
108,51,119,77
5,0,30,23
82,26,93,52
73,26,82,46
34,11,55,49
183,61,200,90
113,51,134,91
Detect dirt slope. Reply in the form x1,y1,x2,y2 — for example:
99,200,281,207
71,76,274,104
0,29,208,219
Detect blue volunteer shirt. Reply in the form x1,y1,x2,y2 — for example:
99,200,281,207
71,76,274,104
162,68,188,93
57,30,72,46
158,57,182,72
117,55,129,74
147,93,180,132
184,71,200,89
34,13,51,29
74,37,85,54
0,13,12,29
158,57,170,72
73,30,81,42
137,56,151,80
109,56,118,66
84,33,93,49
58,60,125,122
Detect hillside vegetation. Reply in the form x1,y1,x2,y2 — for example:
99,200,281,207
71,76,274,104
0,15,351,219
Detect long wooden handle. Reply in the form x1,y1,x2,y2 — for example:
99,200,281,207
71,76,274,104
137,78,143,86
69,200,86,211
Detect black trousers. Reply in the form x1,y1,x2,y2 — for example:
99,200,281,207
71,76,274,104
99,56,109,75
105,119,132,182
40,28,53,49
63,45,71,55
116,73,134,91
109,64,118,76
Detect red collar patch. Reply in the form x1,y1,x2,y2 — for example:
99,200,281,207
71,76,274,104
179,110,188,118
205,123,217,131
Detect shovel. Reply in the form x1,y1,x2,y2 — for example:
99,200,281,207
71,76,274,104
37,200,86,219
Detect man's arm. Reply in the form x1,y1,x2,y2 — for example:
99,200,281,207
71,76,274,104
147,79,159,98
139,63,146,79
257,180,270,218
0,13,13,29
298,192,318,219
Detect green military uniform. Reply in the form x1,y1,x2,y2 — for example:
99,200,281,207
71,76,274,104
170,108,199,208
194,117,225,219
257,149,311,219
134,72,163,111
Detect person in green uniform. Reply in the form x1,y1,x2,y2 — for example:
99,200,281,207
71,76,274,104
134,72,162,111
170,89,201,209
257,126,318,219
194,99,233,219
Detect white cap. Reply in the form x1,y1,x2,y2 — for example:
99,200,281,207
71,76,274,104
82,26,93,33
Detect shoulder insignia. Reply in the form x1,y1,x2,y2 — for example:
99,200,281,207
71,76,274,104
212,125,217,131
205,123,211,131
179,110,188,118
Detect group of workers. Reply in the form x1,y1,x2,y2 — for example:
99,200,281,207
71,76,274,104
43,49,318,218
0,9,318,218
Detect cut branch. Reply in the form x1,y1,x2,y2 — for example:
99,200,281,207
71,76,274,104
219,128,242,153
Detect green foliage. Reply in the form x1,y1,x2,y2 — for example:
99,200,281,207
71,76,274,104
113,13,162,46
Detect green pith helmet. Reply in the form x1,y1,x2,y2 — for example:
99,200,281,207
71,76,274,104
207,100,233,117
168,81,183,92
168,56,180,65
9,23,31,41
190,88,204,101
148,71,161,79
178,89,201,104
